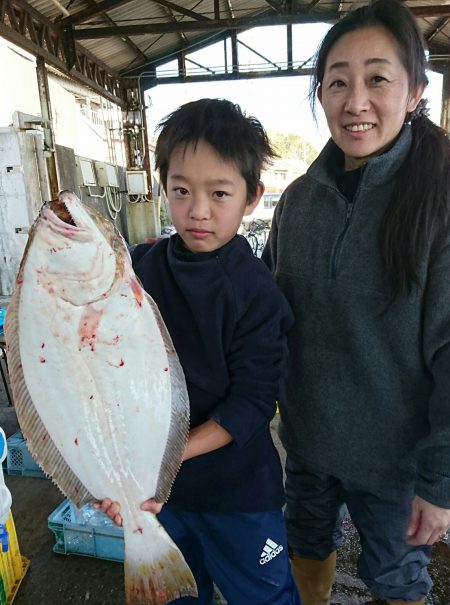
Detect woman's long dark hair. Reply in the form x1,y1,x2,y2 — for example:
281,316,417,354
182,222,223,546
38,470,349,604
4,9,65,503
310,0,450,299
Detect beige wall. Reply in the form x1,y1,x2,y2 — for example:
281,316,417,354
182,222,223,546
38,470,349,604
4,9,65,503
0,38,117,163
0,39,41,126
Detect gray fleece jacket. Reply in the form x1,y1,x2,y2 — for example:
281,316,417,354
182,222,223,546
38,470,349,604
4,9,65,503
263,125,450,508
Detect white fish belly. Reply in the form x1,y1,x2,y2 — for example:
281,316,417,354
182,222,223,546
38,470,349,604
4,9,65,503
18,274,173,508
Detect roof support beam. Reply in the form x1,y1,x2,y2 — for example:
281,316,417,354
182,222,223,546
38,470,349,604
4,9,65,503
409,4,450,18
61,0,210,27
426,16,450,42
74,10,337,38
149,1,210,21
60,0,135,26
264,0,285,12
82,0,147,63
140,64,315,90
74,4,450,40
0,0,128,105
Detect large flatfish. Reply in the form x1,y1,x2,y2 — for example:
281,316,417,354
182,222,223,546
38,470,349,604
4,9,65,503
5,190,197,604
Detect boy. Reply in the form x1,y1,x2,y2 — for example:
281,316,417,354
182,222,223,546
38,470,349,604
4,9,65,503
100,98,299,605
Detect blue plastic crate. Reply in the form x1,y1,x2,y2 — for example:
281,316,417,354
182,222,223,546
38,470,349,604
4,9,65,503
48,499,124,562
5,432,47,479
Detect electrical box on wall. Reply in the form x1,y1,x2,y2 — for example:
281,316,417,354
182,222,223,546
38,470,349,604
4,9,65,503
95,161,119,188
75,157,97,187
126,170,148,195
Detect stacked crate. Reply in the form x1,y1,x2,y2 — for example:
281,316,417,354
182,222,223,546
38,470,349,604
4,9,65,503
4,432,46,479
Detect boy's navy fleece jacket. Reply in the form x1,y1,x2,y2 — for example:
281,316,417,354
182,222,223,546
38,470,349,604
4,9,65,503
131,234,293,512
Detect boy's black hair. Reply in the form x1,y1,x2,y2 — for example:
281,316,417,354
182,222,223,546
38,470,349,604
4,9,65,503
155,98,276,200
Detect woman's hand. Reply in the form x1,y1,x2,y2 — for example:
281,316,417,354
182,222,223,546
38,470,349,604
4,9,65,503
93,497,163,527
406,495,450,545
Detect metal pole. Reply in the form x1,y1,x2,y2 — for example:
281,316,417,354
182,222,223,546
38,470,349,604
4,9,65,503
440,66,450,133
139,83,153,199
35,57,59,198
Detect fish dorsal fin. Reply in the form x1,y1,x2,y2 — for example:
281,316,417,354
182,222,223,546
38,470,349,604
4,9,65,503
5,284,93,508
144,292,190,503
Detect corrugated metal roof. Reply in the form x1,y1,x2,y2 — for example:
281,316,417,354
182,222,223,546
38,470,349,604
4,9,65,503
6,0,450,83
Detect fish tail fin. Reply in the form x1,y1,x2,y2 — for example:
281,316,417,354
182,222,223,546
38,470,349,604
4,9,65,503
123,513,197,605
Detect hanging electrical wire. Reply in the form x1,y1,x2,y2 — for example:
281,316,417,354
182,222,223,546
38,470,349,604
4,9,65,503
127,194,152,204
105,187,122,220
87,186,106,199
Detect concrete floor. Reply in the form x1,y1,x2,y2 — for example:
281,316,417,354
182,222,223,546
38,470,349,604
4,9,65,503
0,379,449,604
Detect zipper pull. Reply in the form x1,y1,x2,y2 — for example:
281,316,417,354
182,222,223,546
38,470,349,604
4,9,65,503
346,203,354,220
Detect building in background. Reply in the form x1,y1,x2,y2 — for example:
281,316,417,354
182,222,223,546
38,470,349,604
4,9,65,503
246,157,308,224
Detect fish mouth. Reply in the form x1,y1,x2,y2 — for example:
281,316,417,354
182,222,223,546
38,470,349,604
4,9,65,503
41,193,88,239
47,197,76,226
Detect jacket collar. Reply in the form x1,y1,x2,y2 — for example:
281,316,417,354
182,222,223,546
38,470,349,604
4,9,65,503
308,125,413,190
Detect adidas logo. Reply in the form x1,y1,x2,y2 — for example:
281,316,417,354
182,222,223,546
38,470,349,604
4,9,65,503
259,538,284,565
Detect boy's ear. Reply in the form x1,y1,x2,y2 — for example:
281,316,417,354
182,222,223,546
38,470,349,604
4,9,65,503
244,181,265,217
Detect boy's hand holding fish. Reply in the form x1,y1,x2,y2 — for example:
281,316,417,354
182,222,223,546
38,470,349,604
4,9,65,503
98,418,233,525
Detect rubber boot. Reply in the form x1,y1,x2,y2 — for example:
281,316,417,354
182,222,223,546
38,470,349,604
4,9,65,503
290,550,336,605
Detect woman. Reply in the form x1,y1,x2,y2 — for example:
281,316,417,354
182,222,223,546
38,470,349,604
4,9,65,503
263,1,450,604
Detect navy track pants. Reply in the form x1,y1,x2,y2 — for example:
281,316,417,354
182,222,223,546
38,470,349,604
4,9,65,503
157,507,302,605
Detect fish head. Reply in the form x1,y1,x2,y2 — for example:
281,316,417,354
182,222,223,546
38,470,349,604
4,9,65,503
26,190,123,305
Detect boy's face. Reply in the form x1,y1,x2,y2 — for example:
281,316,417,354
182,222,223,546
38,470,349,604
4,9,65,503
166,140,262,253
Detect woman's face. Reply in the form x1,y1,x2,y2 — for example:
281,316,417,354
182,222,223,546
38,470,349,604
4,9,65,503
319,26,424,169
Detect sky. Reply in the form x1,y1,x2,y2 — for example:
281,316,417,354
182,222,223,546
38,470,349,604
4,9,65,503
144,23,444,153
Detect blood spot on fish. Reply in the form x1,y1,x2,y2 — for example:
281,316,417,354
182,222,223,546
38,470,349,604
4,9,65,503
164,368,168,372
89,395,94,400
107,359,125,368
16,274,23,285
74,437,79,445
79,308,102,351
41,342,45,348
39,356,46,363
133,527,143,534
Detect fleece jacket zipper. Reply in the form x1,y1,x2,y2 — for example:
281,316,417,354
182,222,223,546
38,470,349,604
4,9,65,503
331,199,355,278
